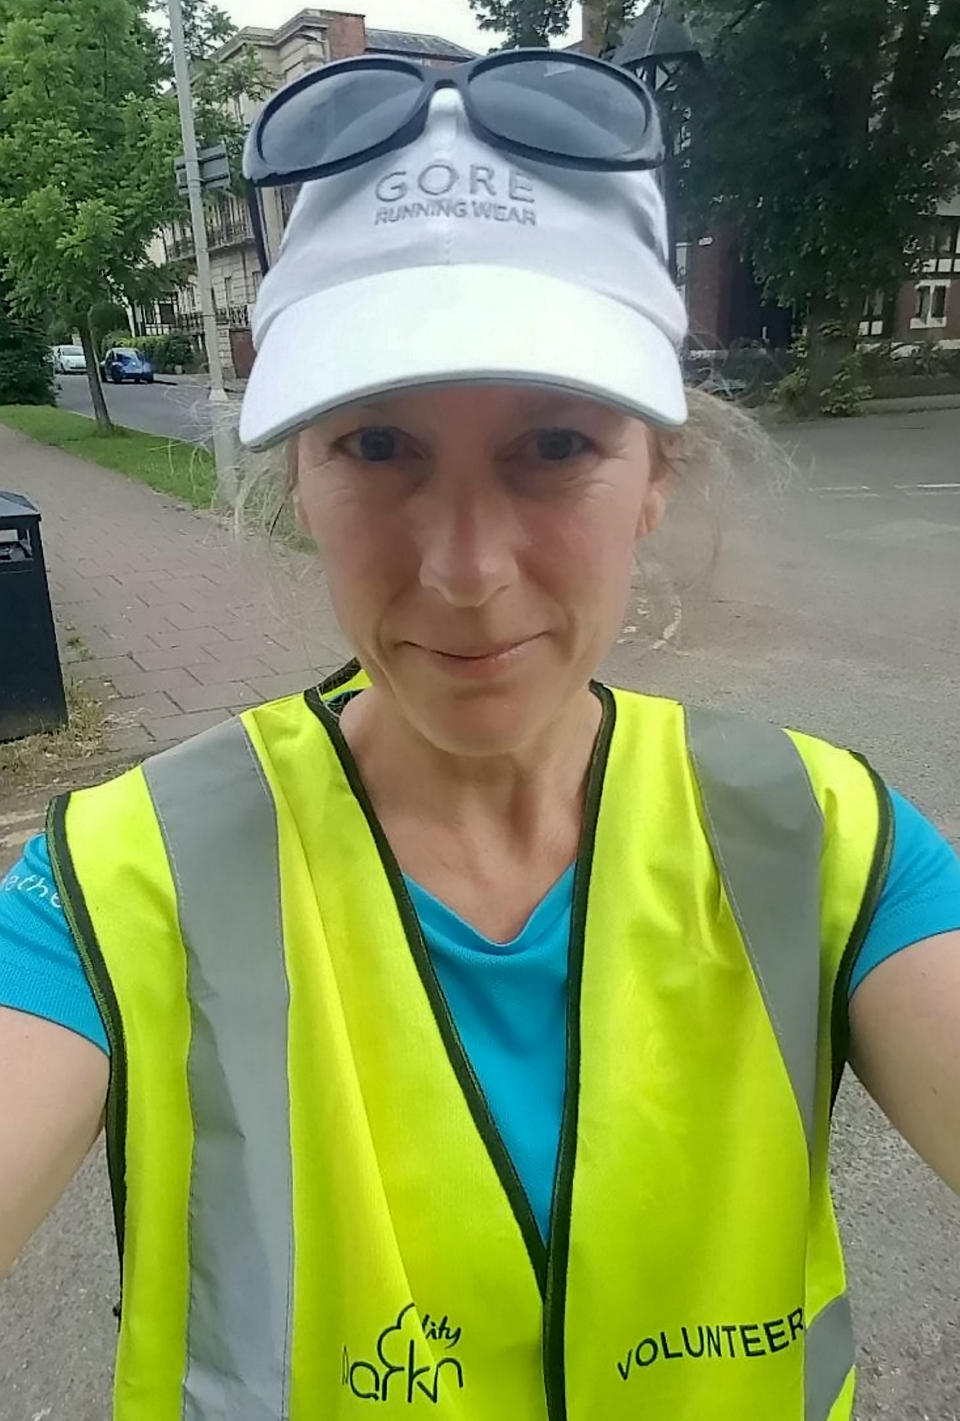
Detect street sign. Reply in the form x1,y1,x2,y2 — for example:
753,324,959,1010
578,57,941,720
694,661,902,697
175,143,231,196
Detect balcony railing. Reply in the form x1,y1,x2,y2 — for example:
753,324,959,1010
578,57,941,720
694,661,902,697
207,214,254,250
164,211,254,262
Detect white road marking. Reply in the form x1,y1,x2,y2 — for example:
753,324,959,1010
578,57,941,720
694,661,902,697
895,483,960,492
652,591,683,651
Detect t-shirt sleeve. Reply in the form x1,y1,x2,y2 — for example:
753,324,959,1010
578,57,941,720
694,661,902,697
848,788,960,997
0,832,109,1053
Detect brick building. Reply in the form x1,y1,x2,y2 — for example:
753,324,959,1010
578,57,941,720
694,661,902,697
862,198,960,344
144,9,476,376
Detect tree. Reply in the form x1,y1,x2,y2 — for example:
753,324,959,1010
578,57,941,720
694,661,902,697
0,0,182,430
467,0,640,50
0,277,55,405
660,0,960,407
151,0,270,194
468,0,574,47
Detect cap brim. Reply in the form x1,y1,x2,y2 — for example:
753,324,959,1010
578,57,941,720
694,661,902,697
239,265,687,451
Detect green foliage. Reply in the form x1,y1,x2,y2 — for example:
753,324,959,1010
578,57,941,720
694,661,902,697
0,0,181,336
818,365,871,419
664,0,960,321
0,0,264,351
772,365,810,415
856,341,895,380
774,335,871,417
97,328,199,371
150,0,269,196
136,330,199,373
0,279,54,404
90,300,130,348
465,0,641,51
906,342,960,379
163,0,233,60
0,403,216,507
772,332,810,412
467,0,573,46
99,326,136,357
585,0,641,53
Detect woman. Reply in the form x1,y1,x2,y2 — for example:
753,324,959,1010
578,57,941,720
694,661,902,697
1,51,959,1421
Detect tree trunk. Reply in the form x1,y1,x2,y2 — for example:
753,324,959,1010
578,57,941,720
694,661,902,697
805,296,859,414
78,318,113,433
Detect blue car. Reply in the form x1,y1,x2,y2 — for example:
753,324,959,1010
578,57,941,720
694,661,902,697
101,346,155,384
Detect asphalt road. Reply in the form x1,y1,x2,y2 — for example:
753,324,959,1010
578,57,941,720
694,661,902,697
2,406,959,1420
55,372,230,445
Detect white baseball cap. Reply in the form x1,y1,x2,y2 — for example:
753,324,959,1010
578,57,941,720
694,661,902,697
239,87,688,450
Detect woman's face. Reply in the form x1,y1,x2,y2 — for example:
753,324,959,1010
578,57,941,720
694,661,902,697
295,385,669,756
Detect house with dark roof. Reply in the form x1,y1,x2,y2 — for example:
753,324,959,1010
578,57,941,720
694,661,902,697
365,29,478,65
146,10,476,375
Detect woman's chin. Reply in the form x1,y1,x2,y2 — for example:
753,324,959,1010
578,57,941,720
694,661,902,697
398,687,560,760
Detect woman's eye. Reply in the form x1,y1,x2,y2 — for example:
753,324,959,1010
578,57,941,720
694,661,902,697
342,427,403,462
532,428,591,462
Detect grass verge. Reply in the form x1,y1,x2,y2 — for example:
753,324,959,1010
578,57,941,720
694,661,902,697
0,404,215,508
0,679,106,787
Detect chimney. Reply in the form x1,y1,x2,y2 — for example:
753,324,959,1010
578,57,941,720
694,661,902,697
325,10,366,60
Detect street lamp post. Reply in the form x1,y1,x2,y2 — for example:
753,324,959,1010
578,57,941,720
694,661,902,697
168,0,238,504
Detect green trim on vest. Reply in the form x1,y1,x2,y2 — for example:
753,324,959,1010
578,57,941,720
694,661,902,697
541,683,616,1421
828,754,894,1105
47,792,129,1278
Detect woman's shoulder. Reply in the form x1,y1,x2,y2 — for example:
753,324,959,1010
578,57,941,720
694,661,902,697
0,834,108,1053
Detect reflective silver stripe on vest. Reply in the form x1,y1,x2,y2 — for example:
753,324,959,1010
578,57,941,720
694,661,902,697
685,706,823,1153
687,708,855,1417
805,1294,855,1421
144,718,292,1421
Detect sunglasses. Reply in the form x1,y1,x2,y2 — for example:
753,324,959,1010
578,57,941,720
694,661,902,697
243,49,664,271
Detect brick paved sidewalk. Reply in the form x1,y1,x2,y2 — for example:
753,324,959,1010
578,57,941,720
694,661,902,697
1,425,351,756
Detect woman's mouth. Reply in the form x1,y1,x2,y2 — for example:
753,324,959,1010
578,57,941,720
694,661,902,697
408,635,543,678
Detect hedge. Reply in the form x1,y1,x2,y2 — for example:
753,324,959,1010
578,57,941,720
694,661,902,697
97,328,201,374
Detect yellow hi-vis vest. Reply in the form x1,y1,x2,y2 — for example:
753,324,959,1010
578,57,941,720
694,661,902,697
48,665,892,1421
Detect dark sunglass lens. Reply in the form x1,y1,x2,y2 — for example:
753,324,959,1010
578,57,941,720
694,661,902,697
258,67,424,176
470,58,654,162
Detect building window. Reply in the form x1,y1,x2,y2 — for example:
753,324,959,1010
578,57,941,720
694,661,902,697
912,281,949,329
251,268,262,297
859,289,887,337
224,275,234,308
931,219,960,256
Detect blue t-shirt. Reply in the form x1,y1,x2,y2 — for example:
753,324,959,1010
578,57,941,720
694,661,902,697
2,790,959,1240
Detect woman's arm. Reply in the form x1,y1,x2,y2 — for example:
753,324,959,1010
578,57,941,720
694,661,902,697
0,1006,108,1278
849,930,960,1195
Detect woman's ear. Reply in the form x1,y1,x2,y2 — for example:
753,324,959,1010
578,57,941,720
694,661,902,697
287,436,308,531
637,480,669,537
636,426,678,538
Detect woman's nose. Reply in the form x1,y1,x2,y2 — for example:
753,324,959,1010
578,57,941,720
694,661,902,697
416,479,521,608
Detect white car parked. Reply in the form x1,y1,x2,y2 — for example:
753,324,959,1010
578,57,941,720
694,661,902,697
52,344,87,374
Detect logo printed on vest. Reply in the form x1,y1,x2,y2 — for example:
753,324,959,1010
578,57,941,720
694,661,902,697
616,1307,805,1382
342,1303,465,1404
